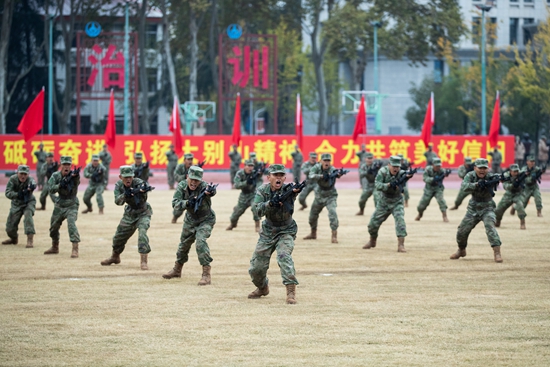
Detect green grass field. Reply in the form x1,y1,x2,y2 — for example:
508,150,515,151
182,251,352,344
1,187,549,366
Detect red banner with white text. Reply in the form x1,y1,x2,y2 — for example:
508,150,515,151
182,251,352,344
0,135,514,170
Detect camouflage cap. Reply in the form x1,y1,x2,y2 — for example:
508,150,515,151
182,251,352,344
389,156,401,167
432,157,442,166
465,156,472,164
17,165,30,174
366,152,374,158
269,164,286,174
134,152,143,159
46,152,54,158
92,154,100,161
245,159,254,166
509,164,520,171
397,154,404,159
60,156,72,165
309,152,317,158
321,153,332,161
475,158,489,168
527,155,535,162
120,165,134,178
184,153,194,160
250,152,257,159
102,144,108,148
188,166,203,181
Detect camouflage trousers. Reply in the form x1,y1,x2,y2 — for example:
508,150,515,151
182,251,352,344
50,202,80,243
495,192,526,221
39,183,58,207
522,184,543,211
417,187,447,214
6,201,36,240
36,162,45,187
103,164,110,187
292,166,301,182
173,207,184,220
83,184,104,209
112,204,153,254
368,195,407,238
298,182,315,207
358,183,375,210
309,192,339,231
403,183,410,202
249,220,298,287
167,163,177,187
456,200,501,248
230,166,239,186
454,188,470,207
229,192,259,225
176,212,215,266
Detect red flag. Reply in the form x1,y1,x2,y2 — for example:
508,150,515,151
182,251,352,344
295,93,303,150
232,93,241,146
17,88,44,142
104,89,116,149
420,92,434,148
351,95,366,142
169,96,183,155
488,91,500,148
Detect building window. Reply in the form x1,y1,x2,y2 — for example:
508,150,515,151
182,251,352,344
510,0,518,3
523,18,535,45
146,24,158,49
434,60,444,83
147,68,157,92
510,18,518,45
524,0,533,3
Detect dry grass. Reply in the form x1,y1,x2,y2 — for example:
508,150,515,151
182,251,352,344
0,186,549,366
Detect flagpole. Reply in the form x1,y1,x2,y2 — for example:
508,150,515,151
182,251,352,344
362,91,366,146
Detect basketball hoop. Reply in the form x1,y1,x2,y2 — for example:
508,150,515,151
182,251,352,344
198,116,205,129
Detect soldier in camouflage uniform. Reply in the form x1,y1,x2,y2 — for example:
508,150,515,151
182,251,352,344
2,165,36,248
291,145,303,182
226,160,262,232
495,164,527,230
415,157,449,222
101,166,153,270
172,153,195,223
163,166,217,286
356,144,369,186
363,156,412,253
450,158,503,263
356,152,378,215
488,147,502,173
165,144,179,190
228,144,242,189
34,143,47,189
398,154,410,207
131,152,150,183
521,155,544,217
99,144,112,189
303,153,342,244
450,157,473,210
37,152,59,210
44,156,81,258
298,152,318,210
424,144,438,166
82,155,106,215
247,164,302,304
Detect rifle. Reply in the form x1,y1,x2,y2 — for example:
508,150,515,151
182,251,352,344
124,182,155,207
477,174,510,197
17,181,36,203
189,182,218,213
367,161,382,176
60,166,81,193
269,180,306,213
91,167,103,183
323,167,350,187
251,162,268,179
431,168,452,188
532,165,547,184
511,171,528,189
465,163,475,173
198,160,206,168
133,162,149,178
390,167,417,193
46,162,59,178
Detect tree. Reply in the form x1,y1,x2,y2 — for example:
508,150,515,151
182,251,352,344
0,0,15,134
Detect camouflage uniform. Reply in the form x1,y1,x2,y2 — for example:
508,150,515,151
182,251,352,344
308,160,339,232
172,153,194,222
166,148,179,188
228,161,261,228
3,167,36,244
358,158,378,211
131,152,149,183
82,156,106,212
34,147,47,187
424,149,438,166
455,164,501,250
291,149,303,182
451,158,473,209
48,157,81,247
38,154,59,209
495,166,526,225
367,161,408,241
416,161,448,217
298,153,318,208
228,146,242,186
399,156,410,204
521,161,543,212
248,164,300,304
99,146,112,187
488,149,502,173
356,148,369,185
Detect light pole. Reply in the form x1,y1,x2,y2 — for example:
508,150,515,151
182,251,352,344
370,21,382,134
48,15,53,135
123,1,130,134
475,1,494,135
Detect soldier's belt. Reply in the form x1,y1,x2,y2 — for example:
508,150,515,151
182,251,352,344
382,191,401,199
265,218,293,227
470,196,492,202
186,209,211,219
319,185,335,191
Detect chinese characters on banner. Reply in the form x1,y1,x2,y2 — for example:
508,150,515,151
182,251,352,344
0,135,514,170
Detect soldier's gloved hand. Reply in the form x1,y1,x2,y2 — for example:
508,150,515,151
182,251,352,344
246,176,255,185
513,179,521,188
186,197,196,208
477,180,487,189
269,196,280,207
